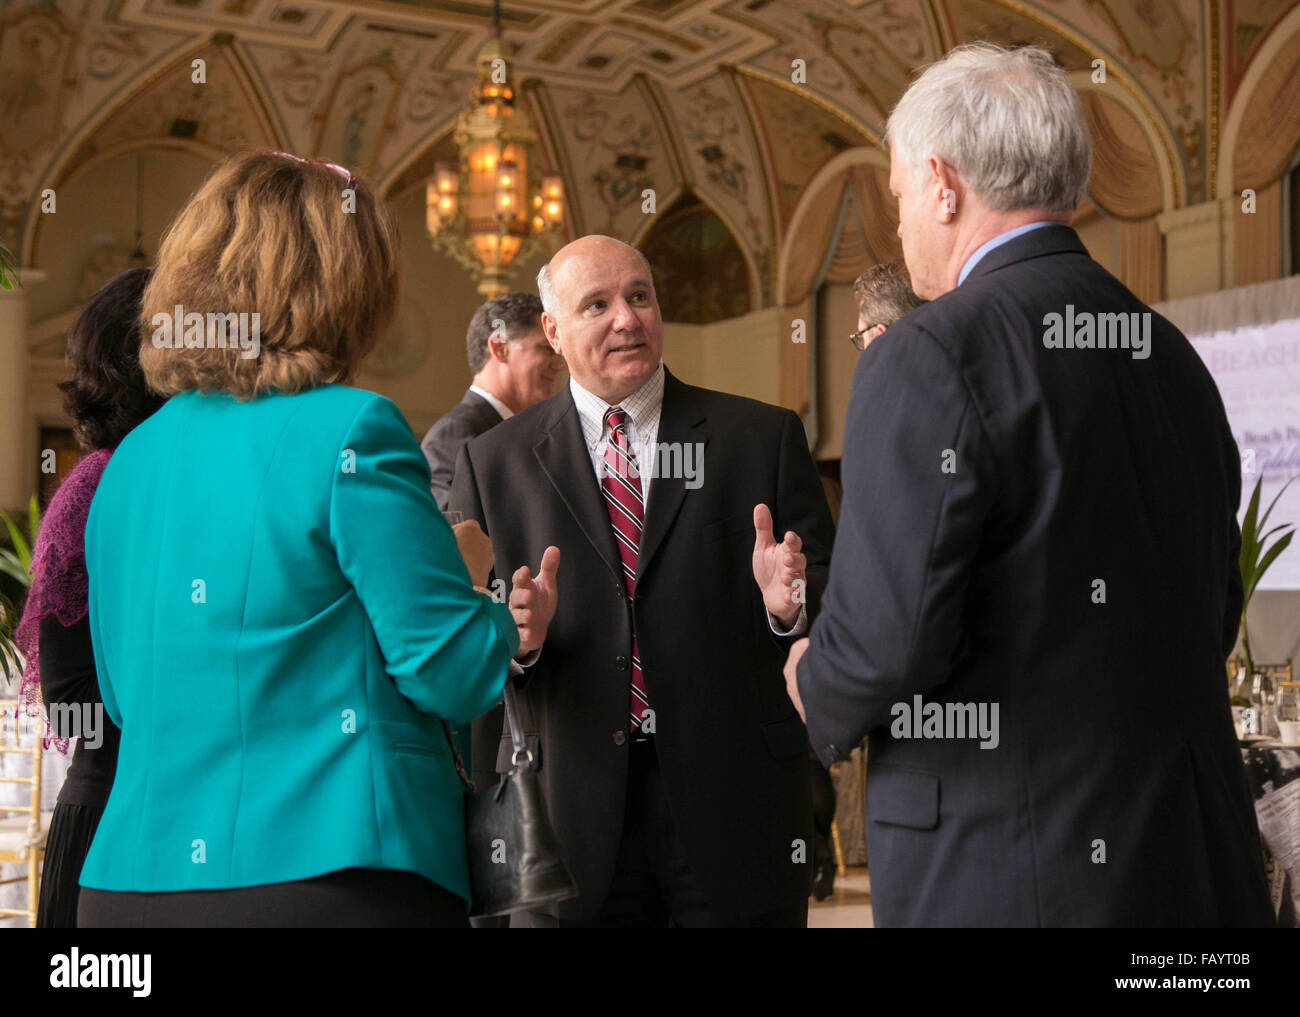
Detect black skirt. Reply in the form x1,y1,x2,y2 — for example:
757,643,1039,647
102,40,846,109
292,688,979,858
77,867,470,928
37,802,104,928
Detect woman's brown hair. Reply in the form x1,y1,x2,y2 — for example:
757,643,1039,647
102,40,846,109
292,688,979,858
139,151,400,398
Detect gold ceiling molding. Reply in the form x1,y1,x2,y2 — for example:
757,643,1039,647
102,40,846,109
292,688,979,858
732,65,882,151
119,0,350,51
18,0,1294,294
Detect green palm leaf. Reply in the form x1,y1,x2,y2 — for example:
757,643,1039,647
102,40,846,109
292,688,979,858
1246,531,1294,604
1239,477,1296,676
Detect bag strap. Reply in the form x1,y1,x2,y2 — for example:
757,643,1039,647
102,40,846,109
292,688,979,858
440,673,530,793
502,679,528,760
441,718,474,792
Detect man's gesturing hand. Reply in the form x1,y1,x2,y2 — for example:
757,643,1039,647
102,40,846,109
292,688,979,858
752,503,806,630
510,546,561,656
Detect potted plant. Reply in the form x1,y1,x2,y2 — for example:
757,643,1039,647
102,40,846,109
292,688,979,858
0,238,21,291
0,495,39,686
1232,477,1294,734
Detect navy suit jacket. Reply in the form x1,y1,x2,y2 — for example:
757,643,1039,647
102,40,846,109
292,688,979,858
798,225,1274,927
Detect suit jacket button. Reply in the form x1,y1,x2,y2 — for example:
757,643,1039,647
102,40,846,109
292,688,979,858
613,730,627,746
616,655,628,671
615,583,623,597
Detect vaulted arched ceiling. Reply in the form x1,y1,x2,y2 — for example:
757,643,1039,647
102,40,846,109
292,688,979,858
5,0,1300,305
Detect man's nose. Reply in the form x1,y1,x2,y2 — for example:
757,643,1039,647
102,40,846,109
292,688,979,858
610,298,639,331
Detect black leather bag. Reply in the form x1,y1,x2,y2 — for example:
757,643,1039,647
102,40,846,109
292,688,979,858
442,681,579,917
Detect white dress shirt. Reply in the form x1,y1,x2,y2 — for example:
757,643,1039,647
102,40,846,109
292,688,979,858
567,365,806,636
569,364,665,508
469,384,514,421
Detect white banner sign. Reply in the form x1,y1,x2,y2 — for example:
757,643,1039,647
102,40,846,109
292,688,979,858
1188,319,1300,590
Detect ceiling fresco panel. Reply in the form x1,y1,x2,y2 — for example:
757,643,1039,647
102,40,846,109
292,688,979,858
654,71,774,295
242,18,472,179
63,42,277,167
3,0,194,249
542,78,682,240
740,73,872,227
728,0,937,133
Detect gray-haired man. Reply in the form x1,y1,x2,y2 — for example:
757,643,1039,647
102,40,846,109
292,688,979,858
788,43,1272,927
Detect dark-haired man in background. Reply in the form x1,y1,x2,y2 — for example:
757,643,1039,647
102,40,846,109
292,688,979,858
421,292,563,510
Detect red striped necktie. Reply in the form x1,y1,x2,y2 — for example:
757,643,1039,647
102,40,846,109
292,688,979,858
600,407,649,733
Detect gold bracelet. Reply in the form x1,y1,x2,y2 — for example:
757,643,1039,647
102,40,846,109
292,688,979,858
473,585,494,598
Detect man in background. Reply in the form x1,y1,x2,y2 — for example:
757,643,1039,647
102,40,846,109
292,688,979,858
850,261,926,351
421,292,562,510
421,294,562,930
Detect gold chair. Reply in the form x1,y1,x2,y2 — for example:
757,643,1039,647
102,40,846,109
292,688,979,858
1253,660,1294,683
0,700,50,927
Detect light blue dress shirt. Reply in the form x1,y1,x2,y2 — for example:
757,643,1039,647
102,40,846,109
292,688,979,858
957,221,1058,286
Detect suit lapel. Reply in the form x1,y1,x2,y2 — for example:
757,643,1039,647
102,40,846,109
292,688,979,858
463,390,503,432
532,394,621,584
637,369,707,584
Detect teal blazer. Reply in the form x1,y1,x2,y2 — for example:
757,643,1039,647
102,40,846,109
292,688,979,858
81,385,517,903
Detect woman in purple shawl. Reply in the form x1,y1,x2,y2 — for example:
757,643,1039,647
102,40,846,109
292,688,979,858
16,267,163,926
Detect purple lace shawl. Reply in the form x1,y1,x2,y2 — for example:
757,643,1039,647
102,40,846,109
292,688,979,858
15,448,111,753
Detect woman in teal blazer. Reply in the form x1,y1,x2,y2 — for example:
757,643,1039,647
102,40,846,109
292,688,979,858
76,152,554,927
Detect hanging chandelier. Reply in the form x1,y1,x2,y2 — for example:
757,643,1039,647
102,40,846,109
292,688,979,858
426,0,564,299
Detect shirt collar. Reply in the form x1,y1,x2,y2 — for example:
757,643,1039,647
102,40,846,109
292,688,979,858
957,221,1057,286
569,363,665,446
468,384,513,420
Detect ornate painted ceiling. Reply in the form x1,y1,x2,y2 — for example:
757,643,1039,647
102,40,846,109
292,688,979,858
3,0,1299,307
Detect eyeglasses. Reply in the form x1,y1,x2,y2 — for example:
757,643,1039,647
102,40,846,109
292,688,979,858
849,324,885,351
269,151,356,192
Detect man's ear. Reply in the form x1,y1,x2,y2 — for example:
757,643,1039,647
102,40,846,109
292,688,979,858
541,311,562,354
874,323,888,338
487,333,510,363
930,155,960,223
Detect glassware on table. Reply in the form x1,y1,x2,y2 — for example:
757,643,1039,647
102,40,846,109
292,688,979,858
443,510,464,526
1229,660,1252,738
1276,682,1300,745
1251,670,1279,739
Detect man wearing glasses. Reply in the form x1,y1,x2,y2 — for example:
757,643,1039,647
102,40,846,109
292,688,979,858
849,261,926,351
